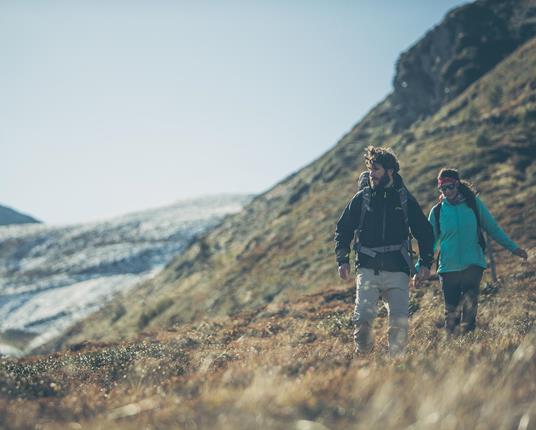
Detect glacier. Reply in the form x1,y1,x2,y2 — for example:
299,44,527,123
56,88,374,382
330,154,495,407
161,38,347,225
0,195,249,355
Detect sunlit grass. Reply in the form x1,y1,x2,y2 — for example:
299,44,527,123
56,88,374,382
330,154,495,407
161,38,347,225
0,260,534,429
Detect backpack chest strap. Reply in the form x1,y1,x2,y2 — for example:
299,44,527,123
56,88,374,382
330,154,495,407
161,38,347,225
355,242,414,275
356,243,406,257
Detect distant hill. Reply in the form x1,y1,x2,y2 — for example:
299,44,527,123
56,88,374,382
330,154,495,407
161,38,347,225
0,204,40,226
57,0,536,348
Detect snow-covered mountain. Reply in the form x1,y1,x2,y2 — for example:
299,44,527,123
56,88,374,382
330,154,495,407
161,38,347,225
0,195,249,356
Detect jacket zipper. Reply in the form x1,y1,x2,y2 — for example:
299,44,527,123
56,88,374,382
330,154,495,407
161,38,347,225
382,191,387,242
456,204,462,268
381,190,387,271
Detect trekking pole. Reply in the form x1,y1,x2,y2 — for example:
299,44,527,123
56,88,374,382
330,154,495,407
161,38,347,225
486,233,497,282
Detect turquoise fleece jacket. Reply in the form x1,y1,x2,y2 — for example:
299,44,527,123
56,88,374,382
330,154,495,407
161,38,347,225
416,196,519,274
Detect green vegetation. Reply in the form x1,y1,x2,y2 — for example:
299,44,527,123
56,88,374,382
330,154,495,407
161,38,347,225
475,131,490,147
138,299,175,329
488,84,504,107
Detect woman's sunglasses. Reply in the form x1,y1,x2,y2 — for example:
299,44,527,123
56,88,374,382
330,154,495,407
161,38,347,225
439,183,456,192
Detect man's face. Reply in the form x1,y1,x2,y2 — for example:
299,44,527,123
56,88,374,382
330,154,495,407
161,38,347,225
368,163,390,189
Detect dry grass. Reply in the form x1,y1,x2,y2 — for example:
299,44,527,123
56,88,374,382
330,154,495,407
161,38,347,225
1,256,535,429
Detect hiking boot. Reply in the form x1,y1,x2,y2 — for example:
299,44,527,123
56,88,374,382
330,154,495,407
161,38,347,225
354,342,373,355
353,322,373,354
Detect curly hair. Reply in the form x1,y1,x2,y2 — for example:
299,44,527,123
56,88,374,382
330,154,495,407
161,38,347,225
364,145,400,173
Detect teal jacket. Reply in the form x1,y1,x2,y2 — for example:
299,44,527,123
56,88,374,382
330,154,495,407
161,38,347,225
425,196,519,274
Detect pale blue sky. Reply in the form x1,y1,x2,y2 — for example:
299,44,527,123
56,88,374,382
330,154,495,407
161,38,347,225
2,1,467,225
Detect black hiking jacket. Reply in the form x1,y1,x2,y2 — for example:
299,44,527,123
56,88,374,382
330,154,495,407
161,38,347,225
335,174,434,274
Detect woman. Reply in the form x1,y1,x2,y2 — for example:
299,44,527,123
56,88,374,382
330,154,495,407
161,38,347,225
425,168,527,335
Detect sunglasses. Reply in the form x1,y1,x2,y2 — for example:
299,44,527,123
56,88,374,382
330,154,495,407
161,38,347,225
439,183,456,192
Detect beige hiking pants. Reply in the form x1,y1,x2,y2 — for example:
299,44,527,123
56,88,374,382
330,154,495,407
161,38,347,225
353,268,409,356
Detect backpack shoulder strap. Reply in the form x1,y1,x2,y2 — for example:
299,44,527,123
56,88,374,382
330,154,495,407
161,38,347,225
467,194,486,250
357,187,372,235
398,187,409,233
357,171,370,192
466,194,480,225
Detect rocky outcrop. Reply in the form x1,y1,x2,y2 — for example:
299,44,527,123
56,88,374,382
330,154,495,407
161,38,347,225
389,0,536,130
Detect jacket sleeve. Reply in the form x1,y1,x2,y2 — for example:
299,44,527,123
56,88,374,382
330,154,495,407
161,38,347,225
408,194,435,269
334,192,362,266
476,197,518,252
428,206,440,254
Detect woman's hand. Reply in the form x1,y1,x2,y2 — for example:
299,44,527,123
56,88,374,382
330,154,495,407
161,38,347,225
412,266,430,288
512,248,528,260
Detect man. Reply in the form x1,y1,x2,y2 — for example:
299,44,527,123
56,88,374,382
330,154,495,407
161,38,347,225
335,146,434,356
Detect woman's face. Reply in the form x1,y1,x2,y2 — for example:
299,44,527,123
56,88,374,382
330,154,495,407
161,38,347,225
439,180,459,200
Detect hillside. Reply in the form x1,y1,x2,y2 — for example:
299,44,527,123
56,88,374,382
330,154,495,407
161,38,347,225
58,0,536,347
0,255,534,429
0,205,40,226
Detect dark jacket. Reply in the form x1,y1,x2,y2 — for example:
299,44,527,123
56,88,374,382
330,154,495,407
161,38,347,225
335,174,434,274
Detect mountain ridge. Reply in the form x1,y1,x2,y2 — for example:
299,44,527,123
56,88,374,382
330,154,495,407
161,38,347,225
0,204,40,226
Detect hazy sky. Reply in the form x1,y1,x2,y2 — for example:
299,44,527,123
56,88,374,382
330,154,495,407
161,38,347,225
2,1,467,225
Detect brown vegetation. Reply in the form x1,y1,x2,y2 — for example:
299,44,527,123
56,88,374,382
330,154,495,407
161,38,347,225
1,258,535,429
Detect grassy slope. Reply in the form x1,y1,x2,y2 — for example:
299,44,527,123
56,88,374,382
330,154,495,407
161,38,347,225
1,258,535,429
58,34,536,347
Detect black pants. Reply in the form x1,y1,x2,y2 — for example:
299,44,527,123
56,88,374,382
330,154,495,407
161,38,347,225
439,265,484,334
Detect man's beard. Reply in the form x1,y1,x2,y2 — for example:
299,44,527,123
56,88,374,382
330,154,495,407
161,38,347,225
371,173,389,189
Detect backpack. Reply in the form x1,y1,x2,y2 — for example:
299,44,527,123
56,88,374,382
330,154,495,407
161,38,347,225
432,194,486,252
354,171,415,274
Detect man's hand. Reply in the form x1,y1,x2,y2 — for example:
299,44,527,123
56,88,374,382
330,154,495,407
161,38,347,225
512,248,528,260
411,266,430,288
338,263,351,281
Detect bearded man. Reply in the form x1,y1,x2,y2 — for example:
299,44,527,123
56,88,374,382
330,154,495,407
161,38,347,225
335,146,434,356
